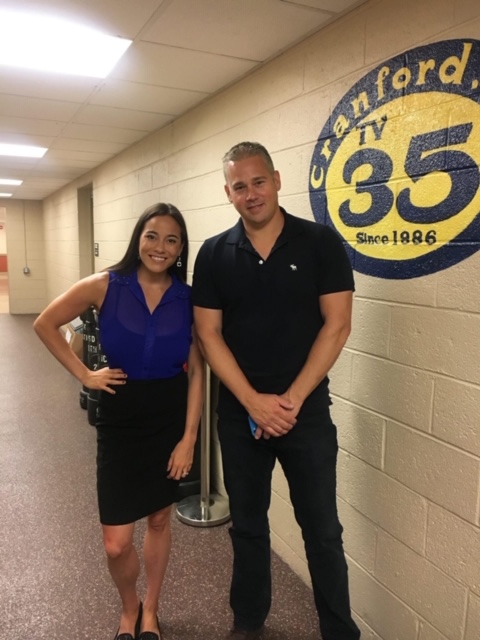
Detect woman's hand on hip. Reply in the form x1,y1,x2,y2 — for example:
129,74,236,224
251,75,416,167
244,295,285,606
82,367,127,393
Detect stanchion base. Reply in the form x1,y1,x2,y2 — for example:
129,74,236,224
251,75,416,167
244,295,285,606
176,493,230,527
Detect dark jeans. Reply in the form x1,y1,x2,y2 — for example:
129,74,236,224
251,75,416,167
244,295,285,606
218,408,360,640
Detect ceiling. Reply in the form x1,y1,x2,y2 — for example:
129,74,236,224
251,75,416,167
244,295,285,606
0,0,366,201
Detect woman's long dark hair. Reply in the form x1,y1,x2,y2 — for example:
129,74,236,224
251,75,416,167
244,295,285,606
108,203,189,282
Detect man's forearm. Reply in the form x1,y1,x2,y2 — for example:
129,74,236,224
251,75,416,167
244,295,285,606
286,320,351,407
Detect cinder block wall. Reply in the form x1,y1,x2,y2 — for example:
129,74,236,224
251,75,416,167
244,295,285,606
43,186,93,301
39,1,480,638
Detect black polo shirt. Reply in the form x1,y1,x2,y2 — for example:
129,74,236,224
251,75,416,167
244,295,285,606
192,209,354,417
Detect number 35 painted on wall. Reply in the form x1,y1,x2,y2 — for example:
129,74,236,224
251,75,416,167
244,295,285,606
309,39,480,279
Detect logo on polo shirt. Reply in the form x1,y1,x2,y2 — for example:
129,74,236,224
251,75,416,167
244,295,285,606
308,39,480,279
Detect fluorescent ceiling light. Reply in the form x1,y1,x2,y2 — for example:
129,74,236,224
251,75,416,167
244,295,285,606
0,179,23,186
0,10,132,78
0,193,13,198
0,143,47,158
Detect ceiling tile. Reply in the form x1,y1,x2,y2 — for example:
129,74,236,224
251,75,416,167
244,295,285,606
280,0,364,12
61,122,149,145
0,156,45,172
49,137,128,155
0,67,100,103
91,79,209,116
0,116,65,137
0,96,80,122
74,104,172,131
46,149,112,163
142,0,332,60
15,177,76,188
5,0,166,39
111,41,258,93
32,161,96,176
0,132,55,147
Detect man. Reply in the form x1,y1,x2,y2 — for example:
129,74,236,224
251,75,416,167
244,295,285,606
192,142,360,640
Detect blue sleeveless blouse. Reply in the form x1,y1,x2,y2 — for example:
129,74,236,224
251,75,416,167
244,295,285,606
98,271,193,380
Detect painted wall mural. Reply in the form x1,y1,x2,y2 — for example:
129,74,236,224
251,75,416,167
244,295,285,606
309,39,480,279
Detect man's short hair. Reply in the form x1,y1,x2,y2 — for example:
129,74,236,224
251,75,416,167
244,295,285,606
222,141,275,177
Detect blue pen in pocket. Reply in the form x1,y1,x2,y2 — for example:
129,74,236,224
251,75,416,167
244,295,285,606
248,415,257,436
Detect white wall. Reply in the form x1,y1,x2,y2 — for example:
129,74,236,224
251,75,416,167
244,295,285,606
37,1,480,638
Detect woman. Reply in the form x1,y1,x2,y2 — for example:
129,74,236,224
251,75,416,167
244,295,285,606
34,203,204,640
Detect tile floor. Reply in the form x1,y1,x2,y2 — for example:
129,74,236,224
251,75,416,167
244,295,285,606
0,313,321,640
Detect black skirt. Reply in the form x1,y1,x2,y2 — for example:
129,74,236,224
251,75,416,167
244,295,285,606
95,373,187,525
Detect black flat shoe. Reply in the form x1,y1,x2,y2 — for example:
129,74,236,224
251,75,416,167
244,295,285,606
138,615,162,640
113,601,143,640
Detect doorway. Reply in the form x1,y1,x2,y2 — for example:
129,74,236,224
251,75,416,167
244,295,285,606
77,185,94,278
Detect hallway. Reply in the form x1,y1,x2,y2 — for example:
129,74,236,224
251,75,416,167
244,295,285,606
0,314,320,640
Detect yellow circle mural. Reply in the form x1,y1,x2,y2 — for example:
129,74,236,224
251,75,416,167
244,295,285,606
309,40,480,278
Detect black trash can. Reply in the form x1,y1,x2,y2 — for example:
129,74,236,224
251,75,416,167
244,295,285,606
84,308,108,426
79,308,94,410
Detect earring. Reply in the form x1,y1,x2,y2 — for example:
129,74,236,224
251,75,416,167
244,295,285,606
176,256,182,267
